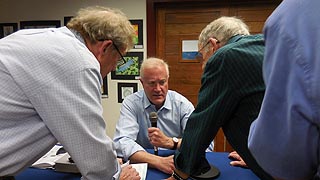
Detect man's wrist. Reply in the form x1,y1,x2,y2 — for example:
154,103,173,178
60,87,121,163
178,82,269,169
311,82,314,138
172,169,189,180
172,137,179,150
172,171,186,180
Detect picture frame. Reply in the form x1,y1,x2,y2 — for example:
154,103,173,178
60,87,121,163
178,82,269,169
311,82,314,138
64,16,73,26
0,23,18,38
20,20,61,29
117,82,138,103
101,77,108,98
129,19,143,49
111,52,143,80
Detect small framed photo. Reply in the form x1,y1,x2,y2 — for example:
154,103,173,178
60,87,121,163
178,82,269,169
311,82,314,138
111,52,143,80
101,77,108,98
129,19,143,49
0,23,18,38
64,16,73,26
117,83,138,103
20,20,61,29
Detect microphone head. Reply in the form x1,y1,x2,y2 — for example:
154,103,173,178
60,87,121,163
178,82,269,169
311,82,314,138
149,112,158,127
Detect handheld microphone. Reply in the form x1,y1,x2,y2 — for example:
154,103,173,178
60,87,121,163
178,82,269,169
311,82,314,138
149,112,158,155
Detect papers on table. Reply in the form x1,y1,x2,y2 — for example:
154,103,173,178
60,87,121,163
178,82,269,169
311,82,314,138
32,145,66,169
32,144,148,180
121,161,148,180
131,163,148,180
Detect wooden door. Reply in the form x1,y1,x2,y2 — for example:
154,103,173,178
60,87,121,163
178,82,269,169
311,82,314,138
148,0,280,152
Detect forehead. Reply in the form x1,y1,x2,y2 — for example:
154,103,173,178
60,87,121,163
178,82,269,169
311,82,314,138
142,66,168,80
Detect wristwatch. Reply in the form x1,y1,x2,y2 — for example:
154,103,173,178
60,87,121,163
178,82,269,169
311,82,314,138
172,137,179,150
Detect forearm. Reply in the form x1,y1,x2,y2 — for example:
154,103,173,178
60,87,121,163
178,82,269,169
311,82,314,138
129,151,160,168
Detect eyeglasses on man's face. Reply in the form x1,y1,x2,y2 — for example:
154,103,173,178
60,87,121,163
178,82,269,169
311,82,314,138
113,43,127,66
113,43,137,73
195,38,220,60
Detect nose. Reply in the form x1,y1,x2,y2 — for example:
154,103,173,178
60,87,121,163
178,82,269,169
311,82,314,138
153,83,161,91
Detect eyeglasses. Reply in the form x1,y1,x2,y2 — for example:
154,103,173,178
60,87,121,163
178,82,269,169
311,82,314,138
113,43,127,66
196,38,220,60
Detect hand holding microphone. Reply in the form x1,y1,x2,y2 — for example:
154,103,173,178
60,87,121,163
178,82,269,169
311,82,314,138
149,112,158,155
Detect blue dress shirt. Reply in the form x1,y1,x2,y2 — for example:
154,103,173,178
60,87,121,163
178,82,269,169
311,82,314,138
248,0,320,179
113,90,194,161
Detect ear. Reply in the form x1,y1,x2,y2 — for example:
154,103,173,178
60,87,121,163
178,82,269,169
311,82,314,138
208,37,220,50
139,78,144,85
99,40,113,54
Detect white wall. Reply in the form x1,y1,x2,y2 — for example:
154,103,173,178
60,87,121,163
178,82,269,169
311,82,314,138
0,0,146,138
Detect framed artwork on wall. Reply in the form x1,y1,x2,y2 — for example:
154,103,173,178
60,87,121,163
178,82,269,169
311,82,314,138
64,16,73,26
117,82,138,103
101,77,108,98
129,19,143,49
0,23,18,38
20,20,61,29
111,52,143,80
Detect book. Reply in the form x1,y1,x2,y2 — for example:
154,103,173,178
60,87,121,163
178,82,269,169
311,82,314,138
54,153,80,174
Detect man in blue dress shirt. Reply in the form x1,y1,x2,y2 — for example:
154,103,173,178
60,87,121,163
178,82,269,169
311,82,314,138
113,57,195,174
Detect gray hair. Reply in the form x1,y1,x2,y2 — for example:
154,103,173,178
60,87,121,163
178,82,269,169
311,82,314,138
140,57,169,79
67,6,135,51
199,16,250,48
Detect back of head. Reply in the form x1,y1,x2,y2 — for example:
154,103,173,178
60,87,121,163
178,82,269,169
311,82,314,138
67,6,135,51
140,57,169,79
199,16,250,47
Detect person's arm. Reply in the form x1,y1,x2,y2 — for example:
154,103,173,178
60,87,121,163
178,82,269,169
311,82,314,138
32,68,120,179
113,95,146,161
130,150,175,174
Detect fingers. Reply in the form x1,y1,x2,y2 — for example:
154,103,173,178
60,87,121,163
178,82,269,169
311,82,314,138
230,160,246,167
228,151,241,160
117,158,123,165
120,165,141,180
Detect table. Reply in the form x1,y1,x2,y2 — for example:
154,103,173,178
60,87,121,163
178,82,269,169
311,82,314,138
16,150,259,180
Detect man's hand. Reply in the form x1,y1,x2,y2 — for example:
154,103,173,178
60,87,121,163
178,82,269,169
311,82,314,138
228,151,248,168
148,127,172,149
120,164,141,180
130,151,174,175
166,176,176,180
156,155,175,174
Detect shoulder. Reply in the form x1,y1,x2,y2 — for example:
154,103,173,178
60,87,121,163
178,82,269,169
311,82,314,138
167,90,193,106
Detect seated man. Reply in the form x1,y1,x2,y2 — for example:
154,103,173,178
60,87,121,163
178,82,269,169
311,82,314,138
113,57,195,174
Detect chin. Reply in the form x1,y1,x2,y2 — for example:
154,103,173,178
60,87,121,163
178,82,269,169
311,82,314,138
151,98,164,105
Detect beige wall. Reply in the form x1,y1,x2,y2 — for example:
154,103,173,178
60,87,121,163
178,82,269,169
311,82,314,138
0,0,146,138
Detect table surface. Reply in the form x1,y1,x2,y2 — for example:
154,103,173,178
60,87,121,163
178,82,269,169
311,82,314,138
16,151,259,180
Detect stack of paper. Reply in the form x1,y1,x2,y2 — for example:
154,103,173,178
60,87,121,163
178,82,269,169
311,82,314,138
32,145,66,169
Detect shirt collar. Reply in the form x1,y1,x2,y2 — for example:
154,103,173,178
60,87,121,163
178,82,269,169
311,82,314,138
227,34,245,44
69,29,86,45
142,91,172,111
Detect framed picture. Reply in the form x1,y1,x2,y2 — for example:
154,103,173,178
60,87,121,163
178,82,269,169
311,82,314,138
117,83,138,103
20,20,61,29
111,52,143,80
64,16,73,26
101,77,108,98
0,23,18,38
129,19,143,49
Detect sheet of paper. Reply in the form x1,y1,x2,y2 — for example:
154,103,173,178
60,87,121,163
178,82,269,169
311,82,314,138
131,163,148,180
32,145,66,169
